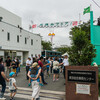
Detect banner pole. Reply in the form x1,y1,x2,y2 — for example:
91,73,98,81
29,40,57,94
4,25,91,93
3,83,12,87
90,11,94,44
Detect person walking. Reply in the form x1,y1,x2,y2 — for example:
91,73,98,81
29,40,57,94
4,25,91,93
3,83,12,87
50,57,53,74
5,56,12,76
38,56,49,85
46,57,50,76
62,55,69,79
26,57,32,80
16,59,20,76
11,60,17,74
59,55,69,85
0,58,9,98
28,62,41,100
59,57,63,73
53,57,60,81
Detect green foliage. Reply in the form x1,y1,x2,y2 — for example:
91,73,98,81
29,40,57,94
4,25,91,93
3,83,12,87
42,40,52,50
68,21,96,66
57,47,69,54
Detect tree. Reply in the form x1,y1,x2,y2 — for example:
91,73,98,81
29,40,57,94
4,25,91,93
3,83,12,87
42,40,52,50
68,21,96,66
57,47,69,54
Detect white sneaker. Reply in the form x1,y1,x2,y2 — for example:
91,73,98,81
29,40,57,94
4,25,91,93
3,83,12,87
56,79,59,81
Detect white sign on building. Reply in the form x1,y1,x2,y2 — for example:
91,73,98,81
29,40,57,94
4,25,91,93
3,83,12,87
76,84,90,95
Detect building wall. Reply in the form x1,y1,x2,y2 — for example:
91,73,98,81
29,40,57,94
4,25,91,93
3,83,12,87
0,7,41,64
16,52,23,65
0,7,21,27
23,52,29,65
0,22,41,56
0,50,4,56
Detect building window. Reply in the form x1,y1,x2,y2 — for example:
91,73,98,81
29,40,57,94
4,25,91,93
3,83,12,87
17,35,19,43
7,32,10,41
25,37,27,44
31,39,33,45
31,54,33,57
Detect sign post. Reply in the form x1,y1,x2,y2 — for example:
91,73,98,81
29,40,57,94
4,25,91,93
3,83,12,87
66,66,98,100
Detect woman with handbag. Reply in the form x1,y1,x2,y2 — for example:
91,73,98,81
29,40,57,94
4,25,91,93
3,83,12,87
53,57,59,81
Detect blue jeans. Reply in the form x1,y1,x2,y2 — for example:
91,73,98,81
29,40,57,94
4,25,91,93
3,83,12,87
0,80,6,93
63,66,65,79
26,66,30,80
40,72,45,84
47,67,49,73
16,67,19,74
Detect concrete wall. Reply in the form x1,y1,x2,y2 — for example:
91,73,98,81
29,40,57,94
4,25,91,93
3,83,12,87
0,7,21,27
23,52,29,65
0,7,41,64
16,52,23,65
0,21,41,57
0,50,4,56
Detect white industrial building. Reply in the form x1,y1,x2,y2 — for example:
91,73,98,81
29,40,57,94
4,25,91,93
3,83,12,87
0,7,41,64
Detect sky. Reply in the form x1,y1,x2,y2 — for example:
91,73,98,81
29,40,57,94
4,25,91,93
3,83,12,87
0,0,100,47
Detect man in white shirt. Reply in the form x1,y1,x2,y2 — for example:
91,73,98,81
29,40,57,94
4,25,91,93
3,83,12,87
62,55,69,79
26,57,32,80
59,55,69,85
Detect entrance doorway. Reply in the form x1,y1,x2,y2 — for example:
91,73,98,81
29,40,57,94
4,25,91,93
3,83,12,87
4,50,17,60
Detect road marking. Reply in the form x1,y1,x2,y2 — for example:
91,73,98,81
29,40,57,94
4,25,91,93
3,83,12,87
4,86,65,95
0,98,6,100
0,86,65,100
4,93,62,100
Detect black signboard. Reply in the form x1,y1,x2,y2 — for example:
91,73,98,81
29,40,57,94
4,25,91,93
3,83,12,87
68,70,96,83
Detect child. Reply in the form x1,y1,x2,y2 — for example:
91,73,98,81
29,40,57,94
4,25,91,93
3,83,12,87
11,60,17,74
9,72,17,100
28,62,43,86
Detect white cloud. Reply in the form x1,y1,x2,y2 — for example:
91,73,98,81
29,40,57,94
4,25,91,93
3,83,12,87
0,0,100,47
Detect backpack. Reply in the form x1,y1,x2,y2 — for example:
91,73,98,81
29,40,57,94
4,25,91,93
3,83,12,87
30,67,38,75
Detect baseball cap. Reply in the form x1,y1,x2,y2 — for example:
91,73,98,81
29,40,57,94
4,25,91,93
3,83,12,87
9,72,15,77
32,62,38,68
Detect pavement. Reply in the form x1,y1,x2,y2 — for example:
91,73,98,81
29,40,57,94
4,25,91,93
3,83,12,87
1,67,66,100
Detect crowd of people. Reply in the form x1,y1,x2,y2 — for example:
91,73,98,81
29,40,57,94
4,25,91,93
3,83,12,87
26,55,69,100
0,56,20,100
0,55,69,100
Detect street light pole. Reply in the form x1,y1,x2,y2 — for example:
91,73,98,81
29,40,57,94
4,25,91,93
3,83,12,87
48,33,55,50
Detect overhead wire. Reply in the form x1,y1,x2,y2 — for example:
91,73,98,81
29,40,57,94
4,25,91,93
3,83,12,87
91,0,100,8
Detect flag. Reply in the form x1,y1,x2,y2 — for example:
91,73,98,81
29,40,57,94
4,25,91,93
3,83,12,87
72,21,78,26
79,20,82,24
32,24,37,28
29,25,32,30
83,6,90,15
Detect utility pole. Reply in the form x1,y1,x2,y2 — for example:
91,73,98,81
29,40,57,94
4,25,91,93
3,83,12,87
48,33,55,50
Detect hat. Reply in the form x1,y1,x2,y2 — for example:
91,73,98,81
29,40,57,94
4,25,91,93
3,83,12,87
93,62,98,66
9,72,15,77
32,62,38,68
64,55,68,57
28,57,31,59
